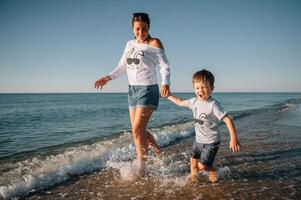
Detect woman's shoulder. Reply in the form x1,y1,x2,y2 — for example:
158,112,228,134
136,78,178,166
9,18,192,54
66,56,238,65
124,40,137,50
126,39,135,45
149,38,164,50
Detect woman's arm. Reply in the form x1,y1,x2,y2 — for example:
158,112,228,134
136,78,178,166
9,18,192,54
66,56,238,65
94,75,112,90
150,38,170,97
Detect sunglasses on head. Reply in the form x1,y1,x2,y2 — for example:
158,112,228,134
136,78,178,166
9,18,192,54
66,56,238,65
133,13,148,18
127,58,140,65
193,118,204,125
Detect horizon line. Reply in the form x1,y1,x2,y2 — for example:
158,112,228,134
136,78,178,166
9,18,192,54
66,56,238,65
1,91,301,94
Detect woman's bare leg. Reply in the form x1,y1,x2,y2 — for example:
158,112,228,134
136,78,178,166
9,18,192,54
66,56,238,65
129,107,154,171
146,131,161,158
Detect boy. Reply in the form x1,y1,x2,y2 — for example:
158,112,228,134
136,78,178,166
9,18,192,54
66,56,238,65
167,69,241,183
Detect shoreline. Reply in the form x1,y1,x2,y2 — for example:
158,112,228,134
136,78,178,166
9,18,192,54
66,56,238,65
25,135,301,200
1,96,300,200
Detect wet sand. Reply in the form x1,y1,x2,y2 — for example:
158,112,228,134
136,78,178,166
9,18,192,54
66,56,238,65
26,131,301,200
24,104,301,200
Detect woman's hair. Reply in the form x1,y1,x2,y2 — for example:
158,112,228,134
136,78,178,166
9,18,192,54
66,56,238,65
192,69,215,88
132,13,150,28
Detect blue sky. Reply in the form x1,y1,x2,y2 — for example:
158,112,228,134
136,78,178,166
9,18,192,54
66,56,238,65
0,0,300,93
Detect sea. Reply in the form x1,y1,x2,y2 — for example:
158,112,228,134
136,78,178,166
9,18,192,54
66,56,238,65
0,93,300,199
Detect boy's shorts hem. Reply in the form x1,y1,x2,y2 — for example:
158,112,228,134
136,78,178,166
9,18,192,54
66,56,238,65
191,141,220,167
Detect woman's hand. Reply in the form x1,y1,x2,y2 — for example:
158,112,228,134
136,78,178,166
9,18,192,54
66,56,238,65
160,85,170,98
94,76,112,90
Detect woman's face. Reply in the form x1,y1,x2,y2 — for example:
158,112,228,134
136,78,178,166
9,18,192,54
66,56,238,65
132,21,149,43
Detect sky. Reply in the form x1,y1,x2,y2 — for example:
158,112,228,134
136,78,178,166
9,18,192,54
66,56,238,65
0,0,301,93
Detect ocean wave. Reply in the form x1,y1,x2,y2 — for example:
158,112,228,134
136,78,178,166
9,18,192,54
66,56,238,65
0,122,194,199
1,98,300,199
230,110,251,120
0,140,112,199
279,99,300,113
229,98,301,120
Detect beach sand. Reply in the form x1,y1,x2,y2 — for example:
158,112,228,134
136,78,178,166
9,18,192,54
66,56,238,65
25,141,227,200
25,127,301,200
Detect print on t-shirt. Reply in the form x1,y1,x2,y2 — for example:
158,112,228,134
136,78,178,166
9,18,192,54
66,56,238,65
193,108,207,126
126,48,144,69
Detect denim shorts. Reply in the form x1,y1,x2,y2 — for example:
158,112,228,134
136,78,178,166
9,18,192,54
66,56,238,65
191,141,220,167
128,84,159,110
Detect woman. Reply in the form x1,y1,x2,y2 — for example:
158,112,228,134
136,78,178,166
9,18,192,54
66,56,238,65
94,13,170,172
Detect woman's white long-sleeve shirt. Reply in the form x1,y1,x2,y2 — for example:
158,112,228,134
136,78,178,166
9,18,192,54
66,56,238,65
108,40,170,86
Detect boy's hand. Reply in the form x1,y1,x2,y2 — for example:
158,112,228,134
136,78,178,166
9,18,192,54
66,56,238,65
229,138,241,152
160,85,170,98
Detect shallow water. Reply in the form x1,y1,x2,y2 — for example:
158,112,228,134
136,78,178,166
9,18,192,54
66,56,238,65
26,99,301,200
0,93,301,199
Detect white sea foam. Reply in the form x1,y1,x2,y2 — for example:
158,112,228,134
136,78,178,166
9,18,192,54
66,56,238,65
217,166,231,178
107,152,189,187
0,122,194,199
106,159,141,181
0,142,110,199
150,122,194,147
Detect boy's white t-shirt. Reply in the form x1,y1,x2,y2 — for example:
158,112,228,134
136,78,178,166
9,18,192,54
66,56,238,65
186,97,227,144
108,39,170,86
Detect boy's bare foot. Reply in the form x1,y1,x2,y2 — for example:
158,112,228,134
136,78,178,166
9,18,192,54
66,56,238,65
209,170,218,183
187,174,199,183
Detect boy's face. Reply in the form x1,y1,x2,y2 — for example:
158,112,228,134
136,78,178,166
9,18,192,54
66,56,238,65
193,80,214,101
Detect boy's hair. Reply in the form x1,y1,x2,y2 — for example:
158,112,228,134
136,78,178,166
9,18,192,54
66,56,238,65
132,13,150,28
192,69,215,88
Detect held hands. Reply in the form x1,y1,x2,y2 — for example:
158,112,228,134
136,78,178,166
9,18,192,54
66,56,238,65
160,85,170,98
94,76,112,90
229,138,241,153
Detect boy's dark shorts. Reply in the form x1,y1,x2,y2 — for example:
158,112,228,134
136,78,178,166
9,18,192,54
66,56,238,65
191,141,220,167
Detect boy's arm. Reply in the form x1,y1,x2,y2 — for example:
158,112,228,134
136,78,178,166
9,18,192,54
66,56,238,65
167,95,189,107
222,115,241,152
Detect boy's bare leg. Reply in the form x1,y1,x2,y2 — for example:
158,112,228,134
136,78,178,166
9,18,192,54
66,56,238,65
198,162,218,183
208,167,218,183
197,162,206,171
189,158,200,182
146,131,161,158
